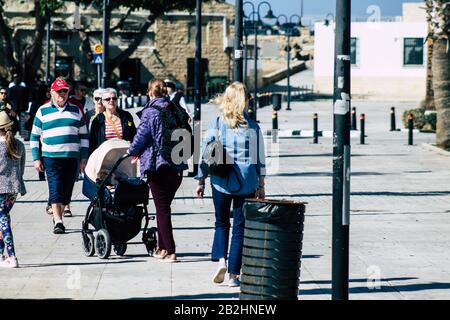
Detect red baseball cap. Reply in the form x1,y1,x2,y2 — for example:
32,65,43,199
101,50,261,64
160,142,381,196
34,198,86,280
51,79,70,92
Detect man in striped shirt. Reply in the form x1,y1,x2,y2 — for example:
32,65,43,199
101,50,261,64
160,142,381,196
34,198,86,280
31,78,89,234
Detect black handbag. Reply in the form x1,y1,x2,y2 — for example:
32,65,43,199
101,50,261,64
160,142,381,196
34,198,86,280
200,117,233,178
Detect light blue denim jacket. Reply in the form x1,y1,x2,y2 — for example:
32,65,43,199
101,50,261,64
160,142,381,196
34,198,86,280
196,114,266,195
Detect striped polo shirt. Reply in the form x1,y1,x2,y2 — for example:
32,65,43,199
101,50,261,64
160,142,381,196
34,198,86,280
30,101,89,161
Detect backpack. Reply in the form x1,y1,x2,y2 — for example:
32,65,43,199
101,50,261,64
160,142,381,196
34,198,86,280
150,99,193,165
200,117,242,192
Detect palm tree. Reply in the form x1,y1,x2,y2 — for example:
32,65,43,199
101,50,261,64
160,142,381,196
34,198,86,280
425,0,450,150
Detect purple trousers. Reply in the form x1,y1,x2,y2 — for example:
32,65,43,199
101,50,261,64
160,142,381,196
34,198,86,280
147,166,183,255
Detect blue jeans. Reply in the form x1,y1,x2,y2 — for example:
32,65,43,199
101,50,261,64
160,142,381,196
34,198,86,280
211,186,255,275
43,157,78,205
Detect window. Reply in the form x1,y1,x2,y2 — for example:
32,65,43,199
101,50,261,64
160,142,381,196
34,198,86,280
404,38,424,65
350,37,358,65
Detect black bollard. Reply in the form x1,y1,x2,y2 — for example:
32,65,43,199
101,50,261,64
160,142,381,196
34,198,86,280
125,95,129,109
351,107,357,130
119,95,123,109
138,93,142,107
390,106,396,131
313,113,319,144
130,94,135,108
408,113,414,145
360,113,365,145
272,110,278,143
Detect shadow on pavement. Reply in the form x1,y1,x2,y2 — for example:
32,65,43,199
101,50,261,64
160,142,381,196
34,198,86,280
299,282,450,295
267,172,387,177
300,277,418,285
131,292,239,300
19,260,147,268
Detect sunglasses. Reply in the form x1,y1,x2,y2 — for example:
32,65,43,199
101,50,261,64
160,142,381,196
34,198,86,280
77,88,87,92
94,97,102,101
0,92,7,95
103,97,118,102
57,89,69,94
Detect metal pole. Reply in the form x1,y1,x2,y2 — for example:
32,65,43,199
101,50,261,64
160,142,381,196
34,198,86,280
244,33,248,87
102,0,110,88
313,113,319,144
97,64,101,88
360,114,365,144
191,0,202,177
234,0,244,82
408,114,414,145
45,7,51,85
253,19,258,121
286,31,292,111
390,106,396,131
332,0,351,301
351,106,357,130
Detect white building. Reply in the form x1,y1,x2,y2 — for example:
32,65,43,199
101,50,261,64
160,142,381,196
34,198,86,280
313,3,428,101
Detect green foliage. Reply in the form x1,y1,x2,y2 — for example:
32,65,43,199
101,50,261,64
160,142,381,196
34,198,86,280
402,108,437,132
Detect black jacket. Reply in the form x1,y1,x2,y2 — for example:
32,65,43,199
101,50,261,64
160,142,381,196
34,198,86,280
89,109,137,156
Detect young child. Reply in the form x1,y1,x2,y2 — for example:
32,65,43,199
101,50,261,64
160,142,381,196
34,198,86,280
0,111,26,268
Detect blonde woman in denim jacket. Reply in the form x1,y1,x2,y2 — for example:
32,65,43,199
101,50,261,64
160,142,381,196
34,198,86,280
196,82,266,287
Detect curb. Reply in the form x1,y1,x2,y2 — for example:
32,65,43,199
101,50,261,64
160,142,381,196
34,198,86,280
420,143,450,157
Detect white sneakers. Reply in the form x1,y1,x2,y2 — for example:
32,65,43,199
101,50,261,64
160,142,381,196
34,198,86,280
212,264,227,284
228,278,241,287
0,256,19,268
212,259,240,287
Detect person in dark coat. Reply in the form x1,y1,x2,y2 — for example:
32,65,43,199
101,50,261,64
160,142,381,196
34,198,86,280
128,79,189,263
88,88,136,156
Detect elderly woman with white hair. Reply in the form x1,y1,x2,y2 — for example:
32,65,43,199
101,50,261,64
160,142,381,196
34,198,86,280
88,87,136,155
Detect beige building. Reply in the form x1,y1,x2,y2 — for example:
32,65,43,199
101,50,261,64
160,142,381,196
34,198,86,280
0,0,235,92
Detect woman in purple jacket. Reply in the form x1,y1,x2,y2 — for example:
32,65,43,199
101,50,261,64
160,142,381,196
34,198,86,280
128,79,188,263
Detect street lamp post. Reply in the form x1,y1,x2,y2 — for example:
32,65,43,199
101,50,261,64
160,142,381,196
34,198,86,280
45,6,51,85
277,14,302,111
332,0,351,300
243,1,275,121
233,0,243,82
102,0,110,88
244,28,249,87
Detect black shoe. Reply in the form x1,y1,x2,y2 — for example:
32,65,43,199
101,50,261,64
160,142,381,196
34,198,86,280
53,222,65,234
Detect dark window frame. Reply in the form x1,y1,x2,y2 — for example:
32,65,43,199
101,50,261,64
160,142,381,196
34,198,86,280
403,38,424,66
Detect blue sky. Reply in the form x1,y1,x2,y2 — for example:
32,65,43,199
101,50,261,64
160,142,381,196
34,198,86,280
225,0,425,17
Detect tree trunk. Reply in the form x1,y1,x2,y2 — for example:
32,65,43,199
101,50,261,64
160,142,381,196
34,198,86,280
0,10,19,73
432,38,450,150
425,35,435,110
22,0,46,85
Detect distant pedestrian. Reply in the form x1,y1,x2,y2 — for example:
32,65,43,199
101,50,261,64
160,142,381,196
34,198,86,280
7,74,29,138
70,81,95,122
30,78,89,234
0,86,18,135
195,82,266,287
128,79,190,263
93,88,106,116
164,79,193,120
89,88,136,155
0,111,26,268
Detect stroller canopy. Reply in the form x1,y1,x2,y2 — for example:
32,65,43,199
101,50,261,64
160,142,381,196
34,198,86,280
85,139,137,184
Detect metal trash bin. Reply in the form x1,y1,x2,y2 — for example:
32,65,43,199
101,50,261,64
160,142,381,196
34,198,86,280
240,199,306,300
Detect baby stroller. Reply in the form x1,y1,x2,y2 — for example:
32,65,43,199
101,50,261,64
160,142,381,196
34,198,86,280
81,139,157,259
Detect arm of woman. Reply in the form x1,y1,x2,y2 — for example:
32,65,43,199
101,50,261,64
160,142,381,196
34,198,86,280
88,117,100,156
128,108,153,157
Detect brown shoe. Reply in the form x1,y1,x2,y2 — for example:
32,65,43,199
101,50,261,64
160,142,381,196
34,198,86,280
63,208,73,217
46,205,53,215
159,253,177,263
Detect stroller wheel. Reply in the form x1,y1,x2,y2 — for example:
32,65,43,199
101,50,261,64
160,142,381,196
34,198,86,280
113,244,127,256
82,230,95,257
95,229,112,259
144,227,158,256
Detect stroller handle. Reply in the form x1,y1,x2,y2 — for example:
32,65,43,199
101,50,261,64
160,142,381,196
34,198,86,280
95,153,134,193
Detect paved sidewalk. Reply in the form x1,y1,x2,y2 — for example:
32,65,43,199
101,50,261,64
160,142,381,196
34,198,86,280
1,99,450,300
